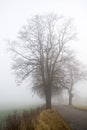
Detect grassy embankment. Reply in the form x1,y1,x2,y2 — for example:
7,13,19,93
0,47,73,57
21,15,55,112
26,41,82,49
0,106,71,130
73,105,87,110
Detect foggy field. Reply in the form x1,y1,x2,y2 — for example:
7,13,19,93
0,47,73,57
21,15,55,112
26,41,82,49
73,105,87,110
0,104,87,123
0,104,42,125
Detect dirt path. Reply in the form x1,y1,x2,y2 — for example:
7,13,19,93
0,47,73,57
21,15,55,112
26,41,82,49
55,105,87,130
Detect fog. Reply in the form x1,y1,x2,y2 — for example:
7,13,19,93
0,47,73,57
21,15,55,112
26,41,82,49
0,0,87,109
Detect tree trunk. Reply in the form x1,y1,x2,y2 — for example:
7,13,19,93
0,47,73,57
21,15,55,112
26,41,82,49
45,86,52,109
69,91,73,106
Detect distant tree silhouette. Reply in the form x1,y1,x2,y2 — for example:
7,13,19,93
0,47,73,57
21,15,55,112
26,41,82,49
61,59,87,106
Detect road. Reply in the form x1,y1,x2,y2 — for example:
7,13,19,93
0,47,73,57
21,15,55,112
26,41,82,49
55,105,87,130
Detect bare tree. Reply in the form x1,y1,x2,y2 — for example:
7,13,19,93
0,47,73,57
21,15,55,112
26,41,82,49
9,14,76,108
61,57,87,106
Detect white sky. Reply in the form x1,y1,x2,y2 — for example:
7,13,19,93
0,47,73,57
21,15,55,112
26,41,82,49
0,0,87,107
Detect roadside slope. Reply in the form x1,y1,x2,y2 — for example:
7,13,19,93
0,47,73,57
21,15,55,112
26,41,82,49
35,109,71,130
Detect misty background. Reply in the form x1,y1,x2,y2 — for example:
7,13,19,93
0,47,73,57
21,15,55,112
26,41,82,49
0,0,87,109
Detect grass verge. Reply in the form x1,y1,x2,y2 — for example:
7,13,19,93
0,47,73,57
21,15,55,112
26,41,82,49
73,105,87,111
